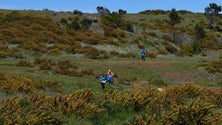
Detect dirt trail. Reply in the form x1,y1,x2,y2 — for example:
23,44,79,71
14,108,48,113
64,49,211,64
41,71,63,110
95,60,172,68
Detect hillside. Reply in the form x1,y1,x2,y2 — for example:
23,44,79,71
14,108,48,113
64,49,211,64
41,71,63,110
0,9,222,124
0,9,222,58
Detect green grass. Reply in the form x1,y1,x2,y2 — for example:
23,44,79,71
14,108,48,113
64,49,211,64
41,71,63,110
1,49,221,96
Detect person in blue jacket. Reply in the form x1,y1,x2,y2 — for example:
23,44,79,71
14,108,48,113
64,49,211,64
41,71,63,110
99,73,106,90
140,49,146,61
107,69,114,84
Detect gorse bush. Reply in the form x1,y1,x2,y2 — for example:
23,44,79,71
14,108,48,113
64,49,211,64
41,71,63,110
206,60,222,73
127,98,221,125
177,44,194,56
17,59,33,67
165,44,178,54
157,48,168,55
0,9,220,59
0,81,221,124
0,45,15,58
54,60,78,76
0,11,115,57
148,51,157,59
0,72,62,93
37,80,62,92
199,60,222,73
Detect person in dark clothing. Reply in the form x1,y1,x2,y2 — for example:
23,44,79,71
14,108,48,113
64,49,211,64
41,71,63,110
140,49,146,61
99,73,106,90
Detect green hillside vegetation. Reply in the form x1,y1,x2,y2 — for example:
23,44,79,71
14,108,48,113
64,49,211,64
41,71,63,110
0,5,222,124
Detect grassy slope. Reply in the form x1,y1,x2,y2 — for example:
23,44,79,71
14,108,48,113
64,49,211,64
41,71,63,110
0,9,221,93
0,9,221,124
0,50,221,93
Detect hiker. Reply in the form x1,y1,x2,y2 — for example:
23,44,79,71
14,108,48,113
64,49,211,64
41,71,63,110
107,69,114,84
140,49,146,61
99,73,106,90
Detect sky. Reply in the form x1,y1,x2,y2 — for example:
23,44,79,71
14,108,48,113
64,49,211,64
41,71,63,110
0,0,222,13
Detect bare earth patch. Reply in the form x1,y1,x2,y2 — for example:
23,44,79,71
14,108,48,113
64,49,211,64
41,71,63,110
95,60,172,68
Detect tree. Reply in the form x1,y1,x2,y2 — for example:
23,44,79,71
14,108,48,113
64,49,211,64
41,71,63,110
101,12,123,28
96,6,110,16
118,9,127,16
73,10,83,15
193,24,205,53
204,3,222,29
168,8,182,42
80,18,92,29
194,24,205,40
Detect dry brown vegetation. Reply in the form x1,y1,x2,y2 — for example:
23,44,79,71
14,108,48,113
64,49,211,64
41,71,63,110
0,9,221,59
0,9,222,124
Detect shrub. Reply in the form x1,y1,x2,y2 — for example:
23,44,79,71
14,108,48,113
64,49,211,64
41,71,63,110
80,18,92,29
194,23,205,40
60,18,67,25
165,44,178,54
57,60,78,69
206,60,222,73
201,52,208,56
177,44,194,56
176,50,193,57
55,68,74,76
101,12,124,28
34,57,54,70
148,32,157,37
0,72,35,93
49,48,61,54
17,60,33,67
37,80,62,92
117,30,126,38
80,68,94,76
0,51,13,58
102,53,110,59
148,51,157,59
124,22,134,32
138,44,145,49
110,51,120,56
200,38,221,50
126,52,137,58
54,60,78,76
128,97,221,125
161,34,173,42
157,48,168,55
0,45,15,58
67,20,81,30
86,48,100,59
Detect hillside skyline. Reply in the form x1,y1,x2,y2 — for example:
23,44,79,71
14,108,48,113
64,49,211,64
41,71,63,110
0,0,222,13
